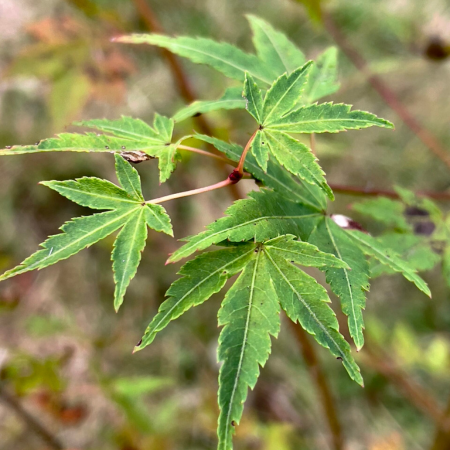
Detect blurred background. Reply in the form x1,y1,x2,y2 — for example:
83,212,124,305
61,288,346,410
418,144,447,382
0,0,450,449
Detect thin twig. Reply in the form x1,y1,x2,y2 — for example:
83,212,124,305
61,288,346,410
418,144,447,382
288,322,343,450
147,178,234,205
430,395,450,450
0,386,64,450
359,345,450,430
329,184,450,201
322,13,450,170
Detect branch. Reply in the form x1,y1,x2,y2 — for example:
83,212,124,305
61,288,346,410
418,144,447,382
329,184,450,201
0,386,64,450
288,321,343,450
430,394,450,450
322,13,450,170
359,345,450,430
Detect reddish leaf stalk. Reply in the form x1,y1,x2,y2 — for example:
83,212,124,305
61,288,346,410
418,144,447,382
147,177,235,205
237,129,259,175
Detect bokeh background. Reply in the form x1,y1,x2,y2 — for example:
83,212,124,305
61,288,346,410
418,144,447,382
1,0,450,449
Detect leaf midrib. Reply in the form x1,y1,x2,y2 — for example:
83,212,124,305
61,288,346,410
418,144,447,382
223,250,261,448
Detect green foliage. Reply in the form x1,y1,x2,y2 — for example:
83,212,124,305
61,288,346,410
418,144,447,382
0,155,173,311
309,217,370,350
1,115,182,183
0,14,433,450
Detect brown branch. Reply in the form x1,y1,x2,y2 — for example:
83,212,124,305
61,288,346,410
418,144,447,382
430,395,450,450
0,386,64,450
329,184,450,201
359,344,450,434
288,321,343,450
322,13,450,170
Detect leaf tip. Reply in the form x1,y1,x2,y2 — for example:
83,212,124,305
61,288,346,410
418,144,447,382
132,339,143,354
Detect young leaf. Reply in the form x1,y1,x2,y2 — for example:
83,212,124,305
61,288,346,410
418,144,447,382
303,47,340,104
0,115,180,184
246,15,306,77
194,134,327,211
168,189,322,263
217,251,280,450
172,87,246,122
309,217,370,350
264,241,363,384
135,244,255,352
0,155,173,311
347,230,431,297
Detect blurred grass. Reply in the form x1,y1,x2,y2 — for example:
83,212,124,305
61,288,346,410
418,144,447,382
0,0,450,449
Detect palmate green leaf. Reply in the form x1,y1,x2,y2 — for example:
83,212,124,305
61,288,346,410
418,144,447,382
168,189,322,263
134,244,255,352
243,71,333,198
172,87,246,122
138,235,362,449
0,155,173,311
347,230,431,297
0,115,180,184
194,134,327,211
309,217,370,350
